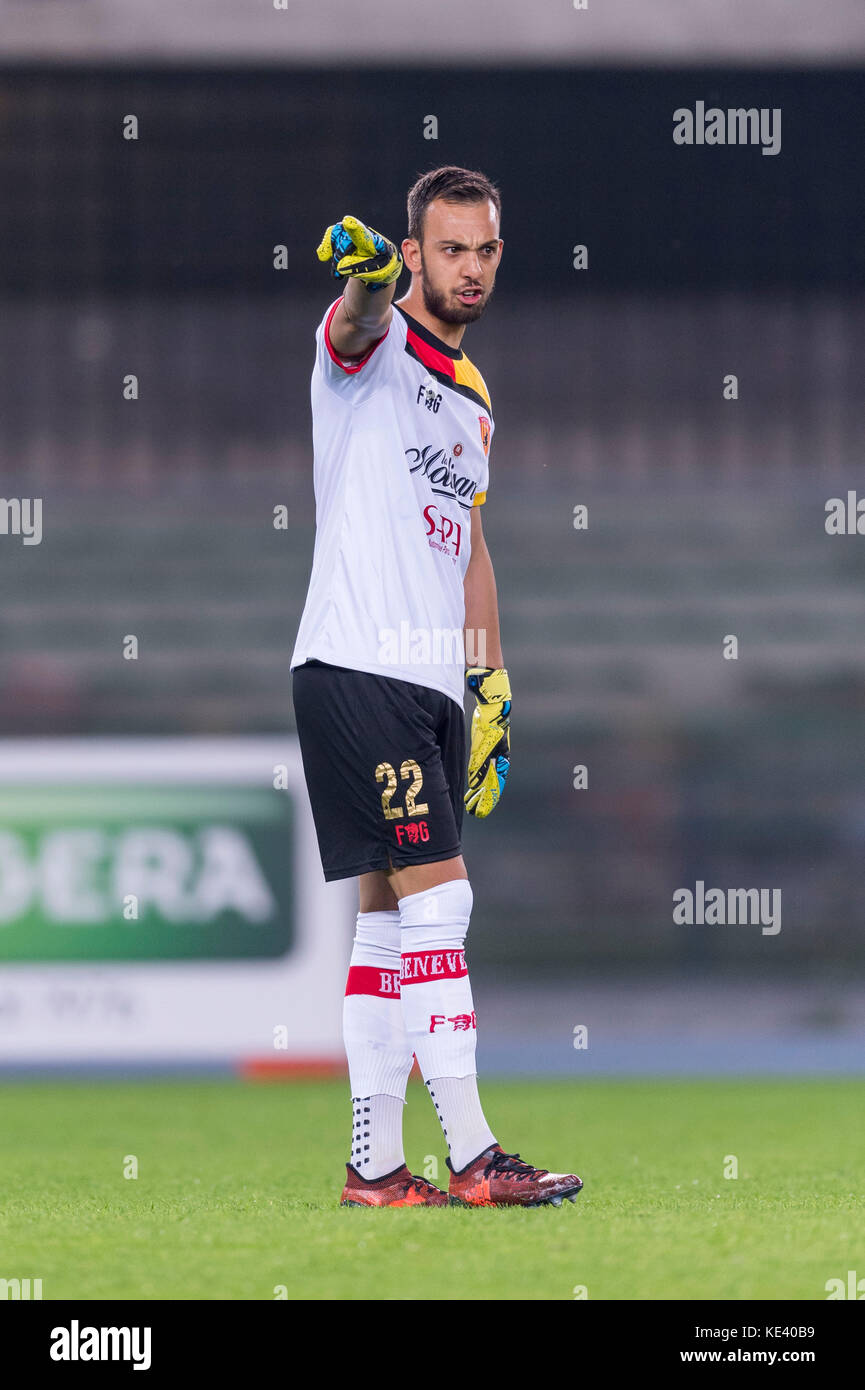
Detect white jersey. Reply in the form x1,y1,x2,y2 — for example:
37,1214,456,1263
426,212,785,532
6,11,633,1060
290,298,494,706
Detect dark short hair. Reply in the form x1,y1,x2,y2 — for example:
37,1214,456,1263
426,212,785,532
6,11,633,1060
406,166,501,244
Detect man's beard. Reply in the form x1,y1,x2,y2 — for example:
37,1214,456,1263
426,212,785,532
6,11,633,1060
420,258,492,325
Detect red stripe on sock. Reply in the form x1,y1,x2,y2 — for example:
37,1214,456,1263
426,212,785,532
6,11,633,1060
345,965,401,998
400,949,467,983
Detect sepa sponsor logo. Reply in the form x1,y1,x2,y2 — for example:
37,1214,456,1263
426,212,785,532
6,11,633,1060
50,1321,151,1371
424,502,462,559
405,444,478,504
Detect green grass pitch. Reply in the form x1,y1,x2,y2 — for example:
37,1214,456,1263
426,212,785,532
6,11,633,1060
0,1077,860,1301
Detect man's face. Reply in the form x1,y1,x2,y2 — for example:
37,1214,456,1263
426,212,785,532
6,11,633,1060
405,198,502,325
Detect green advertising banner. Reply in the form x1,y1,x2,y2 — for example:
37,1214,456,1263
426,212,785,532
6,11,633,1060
0,784,294,962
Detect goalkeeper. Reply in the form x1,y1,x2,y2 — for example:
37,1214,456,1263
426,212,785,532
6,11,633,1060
290,168,582,1209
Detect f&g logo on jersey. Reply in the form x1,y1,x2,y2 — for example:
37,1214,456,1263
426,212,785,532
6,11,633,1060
416,383,442,413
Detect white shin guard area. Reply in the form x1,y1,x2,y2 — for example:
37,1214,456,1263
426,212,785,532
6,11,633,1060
343,909,411,1178
398,878,478,1081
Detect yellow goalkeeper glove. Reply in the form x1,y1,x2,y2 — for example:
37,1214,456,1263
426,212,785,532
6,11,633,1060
316,214,402,292
464,667,511,818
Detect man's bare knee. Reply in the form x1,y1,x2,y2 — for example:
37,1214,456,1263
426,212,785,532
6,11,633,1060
385,854,468,902
358,870,400,913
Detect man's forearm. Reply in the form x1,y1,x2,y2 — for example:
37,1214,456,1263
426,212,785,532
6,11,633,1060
463,534,504,669
328,277,395,358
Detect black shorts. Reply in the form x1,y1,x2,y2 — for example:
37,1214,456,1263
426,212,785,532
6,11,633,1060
291,659,466,882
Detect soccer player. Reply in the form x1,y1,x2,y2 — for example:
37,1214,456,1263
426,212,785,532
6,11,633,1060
291,166,582,1208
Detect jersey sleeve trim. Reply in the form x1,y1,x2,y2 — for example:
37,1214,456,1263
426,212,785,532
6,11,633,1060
324,297,390,375
473,491,487,507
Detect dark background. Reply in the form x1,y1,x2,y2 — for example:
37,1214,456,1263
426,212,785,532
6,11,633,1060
1,66,864,977
1,68,862,292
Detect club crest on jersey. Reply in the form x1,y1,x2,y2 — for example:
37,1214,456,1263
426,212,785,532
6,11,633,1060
478,415,491,457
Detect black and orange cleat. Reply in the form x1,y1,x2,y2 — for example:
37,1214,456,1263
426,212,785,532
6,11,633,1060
340,1162,450,1207
447,1144,583,1208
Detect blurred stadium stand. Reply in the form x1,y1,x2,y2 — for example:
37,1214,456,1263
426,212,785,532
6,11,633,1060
2,0,865,64
1,30,864,993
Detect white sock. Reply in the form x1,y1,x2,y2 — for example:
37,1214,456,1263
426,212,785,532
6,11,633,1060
426,1075,497,1173
350,1094,406,1178
343,909,413,1178
398,879,495,1166
399,879,478,1078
